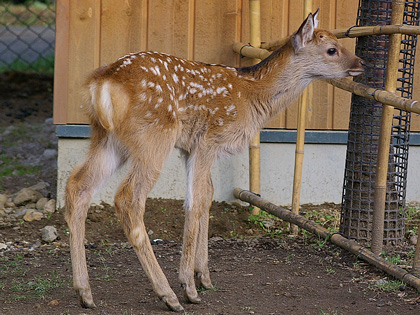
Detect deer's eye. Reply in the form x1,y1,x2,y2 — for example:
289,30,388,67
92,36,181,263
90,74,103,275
327,48,337,56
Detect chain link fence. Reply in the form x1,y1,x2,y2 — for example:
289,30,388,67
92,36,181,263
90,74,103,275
0,0,55,74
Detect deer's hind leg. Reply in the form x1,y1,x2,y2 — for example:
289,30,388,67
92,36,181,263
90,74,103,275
65,130,125,308
194,174,213,290
114,130,183,312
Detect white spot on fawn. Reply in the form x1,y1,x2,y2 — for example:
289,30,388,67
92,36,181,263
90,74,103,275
150,66,161,76
139,93,147,102
225,104,236,115
216,87,227,94
172,73,179,83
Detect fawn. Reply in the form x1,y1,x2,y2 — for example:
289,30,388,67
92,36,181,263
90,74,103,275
65,10,364,312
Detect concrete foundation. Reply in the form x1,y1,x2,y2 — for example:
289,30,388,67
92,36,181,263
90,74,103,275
56,135,420,209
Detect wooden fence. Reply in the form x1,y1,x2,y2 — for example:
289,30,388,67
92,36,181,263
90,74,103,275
53,0,420,131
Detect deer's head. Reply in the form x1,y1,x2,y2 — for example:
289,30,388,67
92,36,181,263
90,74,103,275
291,9,364,79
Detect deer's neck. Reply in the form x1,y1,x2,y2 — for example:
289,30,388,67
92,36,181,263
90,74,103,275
238,44,311,128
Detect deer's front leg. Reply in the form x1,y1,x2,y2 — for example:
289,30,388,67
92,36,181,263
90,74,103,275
179,151,214,303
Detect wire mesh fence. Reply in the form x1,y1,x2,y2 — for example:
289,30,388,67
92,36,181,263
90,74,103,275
340,0,420,244
0,0,55,74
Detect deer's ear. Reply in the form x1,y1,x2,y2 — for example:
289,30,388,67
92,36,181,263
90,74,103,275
292,9,319,52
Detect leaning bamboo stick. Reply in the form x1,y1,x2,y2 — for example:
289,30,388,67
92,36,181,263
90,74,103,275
249,0,261,216
332,24,420,39
371,0,405,256
260,25,420,50
233,188,420,292
327,78,420,115
233,42,272,60
291,0,313,235
413,222,420,276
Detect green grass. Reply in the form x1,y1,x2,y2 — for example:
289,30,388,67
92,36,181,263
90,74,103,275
10,270,68,300
304,209,340,234
197,283,218,293
0,54,54,74
0,155,40,177
320,308,342,315
371,279,405,293
248,209,284,235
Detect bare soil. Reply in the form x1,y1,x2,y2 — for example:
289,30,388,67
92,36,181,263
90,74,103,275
1,72,420,314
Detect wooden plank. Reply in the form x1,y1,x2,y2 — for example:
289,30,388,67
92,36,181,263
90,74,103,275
239,0,250,67
332,0,358,130
100,0,146,64
306,0,336,130
67,0,101,124
187,0,196,59
148,0,175,53
171,0,191,59
263,0,289,129
194,0,238,65
53,0,70,124
101,0,131,64
284,0,304,129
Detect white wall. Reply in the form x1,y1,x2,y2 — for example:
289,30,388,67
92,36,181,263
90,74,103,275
56,138,420,208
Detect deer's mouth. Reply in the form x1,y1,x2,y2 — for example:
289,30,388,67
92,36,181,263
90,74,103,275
348,69,364,77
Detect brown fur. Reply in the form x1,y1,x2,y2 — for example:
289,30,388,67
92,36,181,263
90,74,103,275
65,11,363,312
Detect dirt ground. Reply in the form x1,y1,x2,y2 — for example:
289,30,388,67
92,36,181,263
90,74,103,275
1,72,420,314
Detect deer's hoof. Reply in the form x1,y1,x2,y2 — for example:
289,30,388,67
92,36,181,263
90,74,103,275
195,272,213,290
77,288,96,309
181,283,201,304
161,295,184,312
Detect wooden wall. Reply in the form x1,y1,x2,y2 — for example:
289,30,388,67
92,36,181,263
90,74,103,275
53,0,420,131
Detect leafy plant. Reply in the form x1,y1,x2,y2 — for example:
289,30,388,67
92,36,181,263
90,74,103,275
371,279,405,293
325,267,336,274
248,210,283,235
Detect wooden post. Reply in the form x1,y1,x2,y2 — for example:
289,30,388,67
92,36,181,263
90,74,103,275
291,0,313,234
53,0,70,124
371,0,405,256
249,0,261,215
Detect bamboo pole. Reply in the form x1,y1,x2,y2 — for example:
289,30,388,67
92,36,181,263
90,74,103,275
291,0,313,234
248,0,261,215
371,0,405,256
260,25,420,51
327,78,420,114
233,42,272,60
413,223,420,276
233,188,420,291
